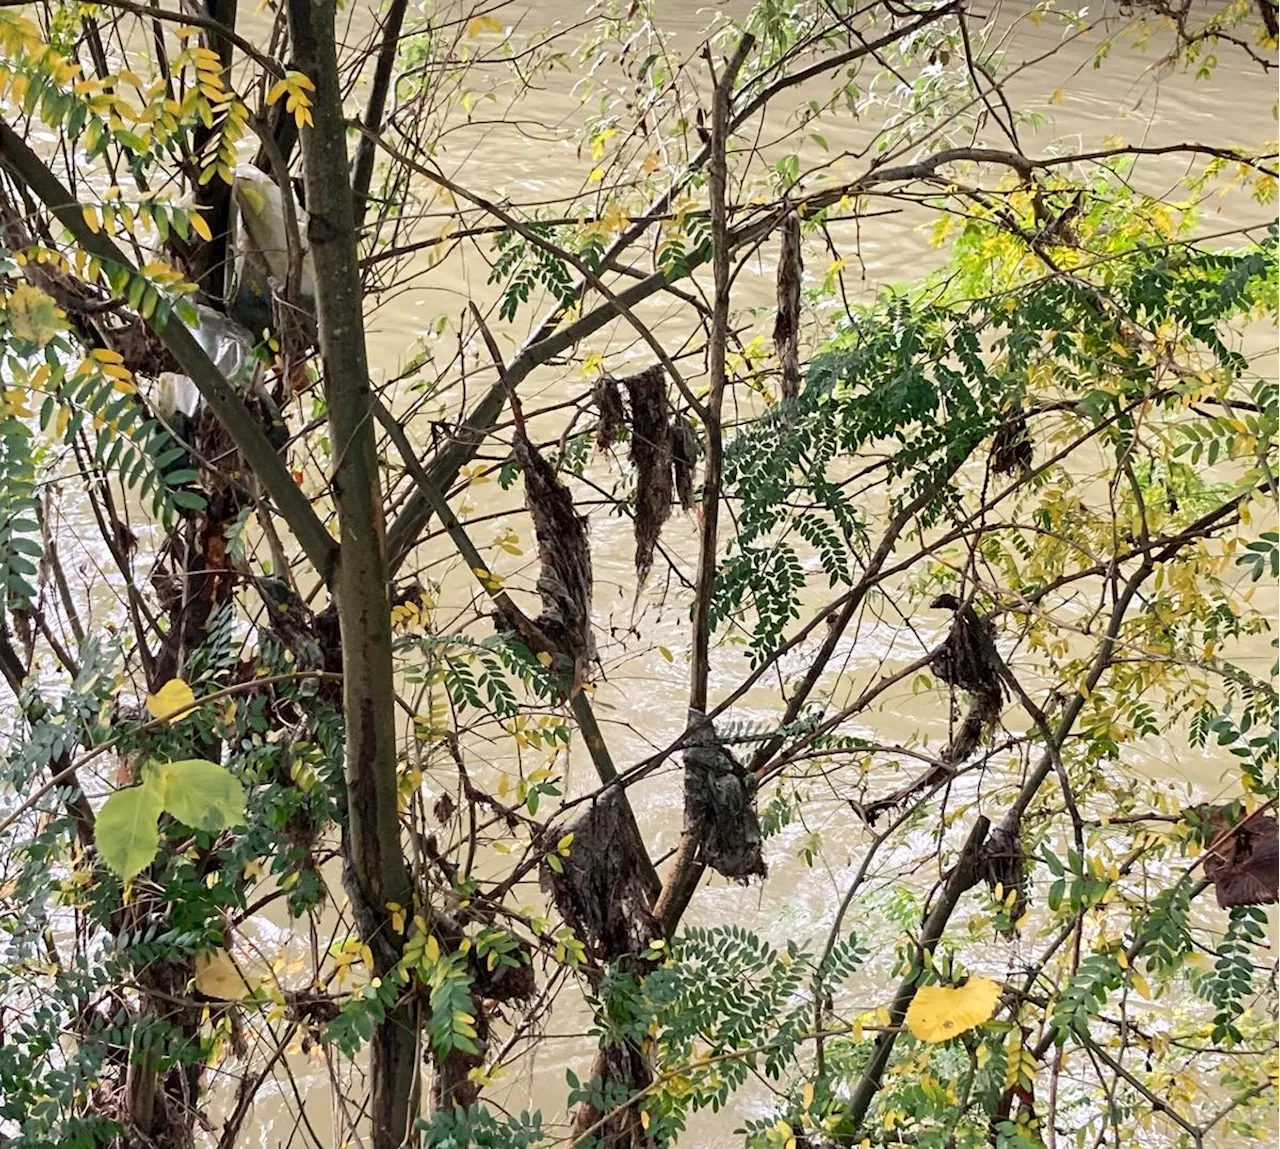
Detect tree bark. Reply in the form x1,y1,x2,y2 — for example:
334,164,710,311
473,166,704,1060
284,1,418,1144
188,0,238,301
654,35,753,933
351,0,408,229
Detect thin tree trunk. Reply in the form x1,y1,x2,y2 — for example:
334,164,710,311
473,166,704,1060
284,1,418,1144
655,34,754,933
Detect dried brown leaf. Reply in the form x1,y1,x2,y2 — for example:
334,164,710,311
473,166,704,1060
1198,806,1279,908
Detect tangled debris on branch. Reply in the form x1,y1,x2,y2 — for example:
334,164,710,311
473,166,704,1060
592,365,699,582
773,211,803,399
981,812,1027,934
593,374,626,449
624,365,677,583
539,788,662,962
544,788,662,1148
991,410,1034,478
495,387,596,687
852,595,1010,826
511,428,596,676
1194,805,1279,908
1262,0,1279,39
682,709,767,881
931,593,1007,765
570,1041,655,1148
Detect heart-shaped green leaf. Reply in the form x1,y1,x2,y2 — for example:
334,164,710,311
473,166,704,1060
153,758,245,832
96,781,164,880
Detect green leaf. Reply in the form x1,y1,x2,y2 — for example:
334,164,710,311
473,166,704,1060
96,781,164,879
153,758,245,832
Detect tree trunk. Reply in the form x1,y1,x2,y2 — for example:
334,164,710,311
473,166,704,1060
283,1,418,1144
188,0,238,302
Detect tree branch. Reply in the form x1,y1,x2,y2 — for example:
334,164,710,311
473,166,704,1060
351,0,408,229
0,119,339,581
844,815,991,1128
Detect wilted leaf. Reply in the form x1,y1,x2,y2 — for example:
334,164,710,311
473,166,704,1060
1195,806,1279,908
195,949,256,1000
906,976,1002,1043
145,678,197,721
153,758,245,832
96,781,164,879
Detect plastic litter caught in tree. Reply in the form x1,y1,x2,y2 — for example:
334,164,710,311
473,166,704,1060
229,164,316,335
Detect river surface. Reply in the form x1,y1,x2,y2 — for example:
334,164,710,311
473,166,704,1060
30,0,1280,1144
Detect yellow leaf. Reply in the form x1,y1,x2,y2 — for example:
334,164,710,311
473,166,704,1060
2,388,32,417
82,204,101,233
465,14,503,36
189,212,213,242
424,934,440,965
7,283,64,347
905,976,1002,1043
195,950,256,1000
145,678,197,721
659,646,674,662
265,78,288,105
